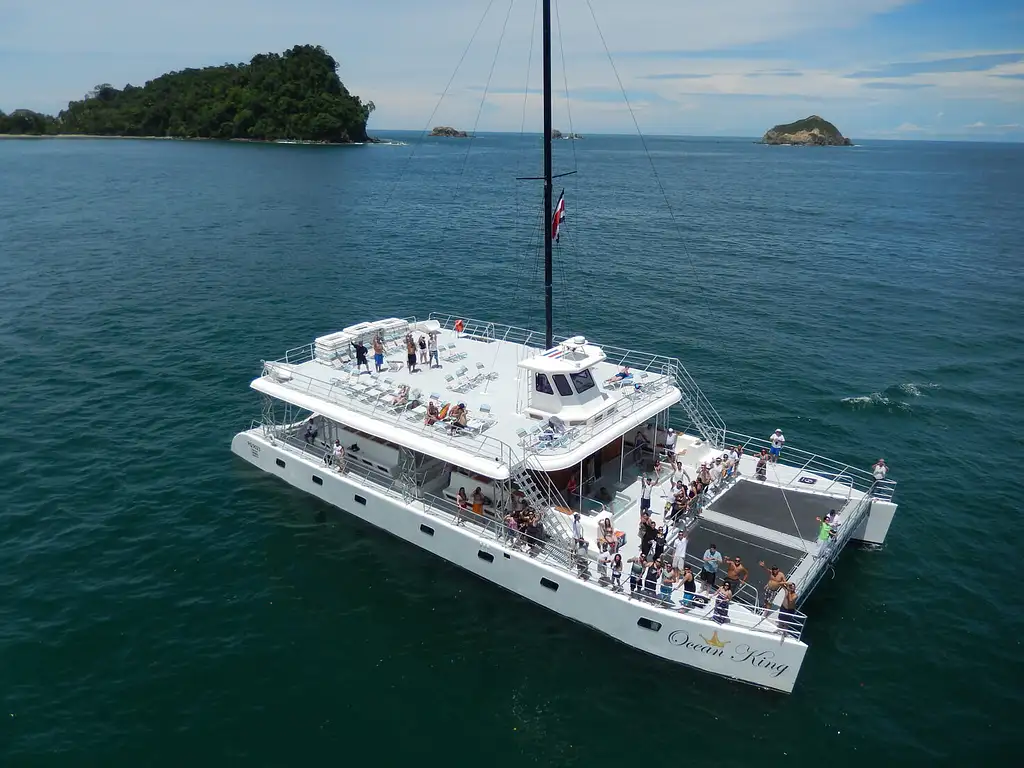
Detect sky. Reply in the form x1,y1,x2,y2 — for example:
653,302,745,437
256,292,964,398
1,0,1021,141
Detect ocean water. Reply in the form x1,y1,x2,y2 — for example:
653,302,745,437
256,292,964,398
1,133,1022,764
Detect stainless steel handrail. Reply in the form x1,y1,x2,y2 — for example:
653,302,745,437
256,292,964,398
250,419,805,639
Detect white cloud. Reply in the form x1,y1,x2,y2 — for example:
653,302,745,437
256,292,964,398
966,121,987,128
895,122,925,132
1,0,1021,139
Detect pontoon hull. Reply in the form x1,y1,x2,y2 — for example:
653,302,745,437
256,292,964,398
232,428,809,692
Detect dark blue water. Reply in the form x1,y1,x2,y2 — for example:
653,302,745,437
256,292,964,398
1,133,1021,764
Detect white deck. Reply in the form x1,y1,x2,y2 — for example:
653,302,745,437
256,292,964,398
253,322,680,478
567,431,868,616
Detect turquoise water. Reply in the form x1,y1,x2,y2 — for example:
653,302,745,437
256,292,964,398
1,133,1021,764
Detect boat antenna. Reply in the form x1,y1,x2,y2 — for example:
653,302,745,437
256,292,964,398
542,0,554,349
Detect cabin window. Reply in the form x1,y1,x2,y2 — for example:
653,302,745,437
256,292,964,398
637,618,662,632
420,524,435,536
478,551,494,563
553,374,573,397
540,578,560,592
312,475,323,486
535,373,554,395
570,369,596,394
354,494,367,505
275,459,286,468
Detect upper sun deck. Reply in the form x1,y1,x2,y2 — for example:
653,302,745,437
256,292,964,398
250,314,684,479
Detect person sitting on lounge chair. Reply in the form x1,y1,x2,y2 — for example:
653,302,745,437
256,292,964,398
425,400,440,425
387,384,409,407
605,366,631,384
448,403,468,434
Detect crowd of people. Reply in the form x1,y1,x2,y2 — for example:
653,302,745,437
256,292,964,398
352,330,442,375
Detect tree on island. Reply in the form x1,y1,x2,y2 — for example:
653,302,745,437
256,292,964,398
0,109,58,135
0,45,374,143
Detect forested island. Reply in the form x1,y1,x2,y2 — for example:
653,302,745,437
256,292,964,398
0,45,374,143
760,115,852,146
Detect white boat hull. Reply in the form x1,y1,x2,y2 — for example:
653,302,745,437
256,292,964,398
232,428,808,692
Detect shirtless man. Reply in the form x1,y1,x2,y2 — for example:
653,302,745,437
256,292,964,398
723,556,749,591
757,561,788,616
778,582,800,636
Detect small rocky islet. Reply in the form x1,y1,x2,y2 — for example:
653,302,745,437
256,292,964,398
760,115,852,146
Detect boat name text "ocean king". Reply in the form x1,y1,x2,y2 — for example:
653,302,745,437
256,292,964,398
667,629,790,678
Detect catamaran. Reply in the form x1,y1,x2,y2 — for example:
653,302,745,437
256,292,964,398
231,2,898,693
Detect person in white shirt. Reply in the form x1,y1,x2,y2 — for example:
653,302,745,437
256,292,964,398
671,531,688,573
769,429,785,463
571,512,588,556
639,476,653,514
427,333,440,368
332,440,345,472
728,445,741,476
872,458,888,481
665,428,677,461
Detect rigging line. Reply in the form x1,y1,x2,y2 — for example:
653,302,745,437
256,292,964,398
434,0,516,250
377,0,498,211
767,463,812,552
553,0,579,176
513,0,540,263
584,0,716,320
554,0,584,308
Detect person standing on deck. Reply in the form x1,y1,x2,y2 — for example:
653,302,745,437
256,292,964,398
813,510,836,559
778,582,800,636
679,565,696,609
353,340,369,373
427,333,440,368
332,440,345,472
700,544,723,593
872,458,889,496
571,512,588,557
757,561,788,616
769,429,785,463
418,335,428,365
670,530,688,573
723,556,748,592
665,428,677,461
639,476,653,514
372,337,385,373
755,449,769,481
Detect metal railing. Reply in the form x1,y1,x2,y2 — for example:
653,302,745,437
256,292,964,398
790,491,875,607
428,312,728,451
718,429,897,500
254,419,805,639
260,361,519,469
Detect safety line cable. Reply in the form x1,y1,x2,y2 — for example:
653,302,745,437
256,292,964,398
584,0,716,320
435,0,516,251
376,0,498,211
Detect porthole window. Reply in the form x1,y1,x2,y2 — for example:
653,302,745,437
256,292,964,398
637,617,662,632
540,578,559,591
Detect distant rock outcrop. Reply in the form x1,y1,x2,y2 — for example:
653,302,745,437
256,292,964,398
430,126,468,137
761,115,852,146
551,129,583,140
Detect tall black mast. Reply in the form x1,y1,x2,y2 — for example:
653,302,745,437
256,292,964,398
542,0,554,349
